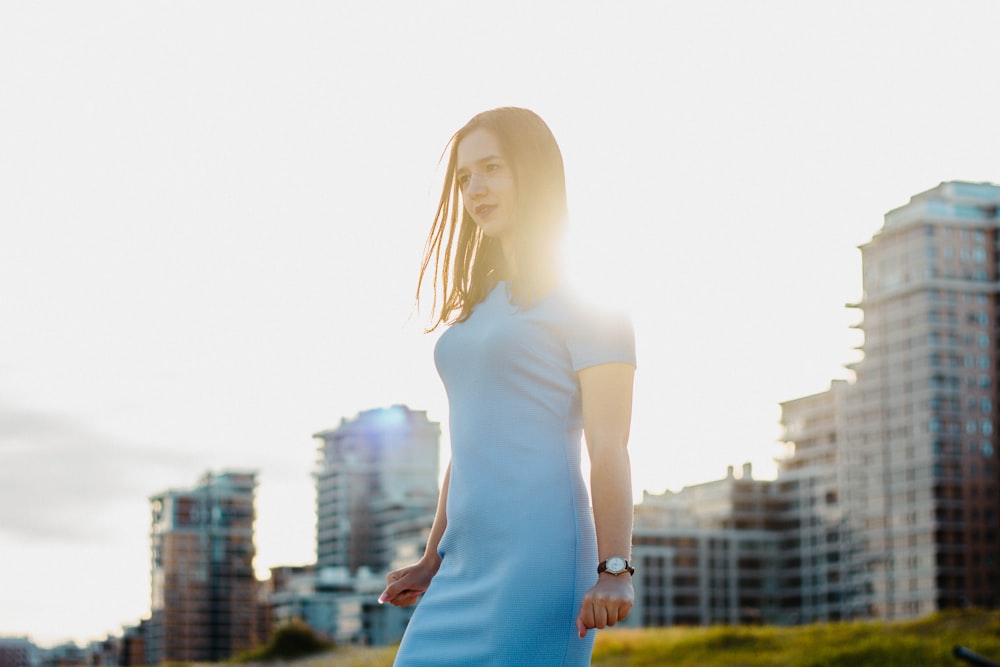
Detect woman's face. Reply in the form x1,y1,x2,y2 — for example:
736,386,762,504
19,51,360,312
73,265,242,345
456,128,516,245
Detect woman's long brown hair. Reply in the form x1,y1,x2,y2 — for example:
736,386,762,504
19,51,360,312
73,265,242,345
417,107,568,331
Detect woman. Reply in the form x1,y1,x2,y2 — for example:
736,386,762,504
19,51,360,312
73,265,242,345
380,107,636,666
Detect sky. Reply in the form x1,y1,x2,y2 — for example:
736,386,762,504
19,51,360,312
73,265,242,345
2,0,999,648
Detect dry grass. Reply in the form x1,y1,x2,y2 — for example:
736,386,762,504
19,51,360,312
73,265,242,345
590,608,1000,667
237,645,396,667
252,609,1000,667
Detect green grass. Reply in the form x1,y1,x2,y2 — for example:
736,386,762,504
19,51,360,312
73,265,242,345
286,609,1000,667
589,609,1000,667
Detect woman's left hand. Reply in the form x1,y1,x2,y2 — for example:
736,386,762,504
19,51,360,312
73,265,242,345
575,573,635,637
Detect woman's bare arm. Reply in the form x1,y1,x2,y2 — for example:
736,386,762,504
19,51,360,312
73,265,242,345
575,362,636,636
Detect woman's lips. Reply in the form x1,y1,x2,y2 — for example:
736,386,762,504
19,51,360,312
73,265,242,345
475,204,496,218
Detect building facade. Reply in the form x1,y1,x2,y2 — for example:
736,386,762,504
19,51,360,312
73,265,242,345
267,565,413,646
629,464,789,627
0,638,36,667
313,406,440,574
147,471,258,664
781,181,1000,620
778,381,852,622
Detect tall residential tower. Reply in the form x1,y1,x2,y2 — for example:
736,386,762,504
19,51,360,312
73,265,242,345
148,471,258,664
781,181,1000,620
313,405,440,573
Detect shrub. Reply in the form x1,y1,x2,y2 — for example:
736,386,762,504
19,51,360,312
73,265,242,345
231,620,335,663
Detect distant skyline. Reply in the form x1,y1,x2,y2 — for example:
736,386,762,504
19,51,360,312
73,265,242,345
2,0,1000,647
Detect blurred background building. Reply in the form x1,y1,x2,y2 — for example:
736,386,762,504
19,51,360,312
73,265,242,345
0,637,36,667
268,405,442,645
313,405,440,574
146,471,258,664
629,181,1000,627
629,463,789,627
784,181,1000,619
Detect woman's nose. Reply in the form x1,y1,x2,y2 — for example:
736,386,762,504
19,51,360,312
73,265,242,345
466,172,488,197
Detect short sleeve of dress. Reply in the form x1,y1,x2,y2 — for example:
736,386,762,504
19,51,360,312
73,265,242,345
565,296,637,372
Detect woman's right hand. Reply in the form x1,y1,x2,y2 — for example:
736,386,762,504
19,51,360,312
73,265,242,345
378,555,441,607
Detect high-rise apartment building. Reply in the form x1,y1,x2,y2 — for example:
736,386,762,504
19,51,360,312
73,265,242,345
313,405,440,573
147,471,258,664
782,181,1000,620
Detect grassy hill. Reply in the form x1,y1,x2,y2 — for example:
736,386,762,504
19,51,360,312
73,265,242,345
588,609,999,666
293,609,1000,666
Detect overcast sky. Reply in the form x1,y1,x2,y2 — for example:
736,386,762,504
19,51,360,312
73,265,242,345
2,0,999,647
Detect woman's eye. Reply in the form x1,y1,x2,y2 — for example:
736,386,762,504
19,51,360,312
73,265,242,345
458,174,471,187
486,163,501,173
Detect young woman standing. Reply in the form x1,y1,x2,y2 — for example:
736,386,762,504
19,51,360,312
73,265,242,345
380,107,636,666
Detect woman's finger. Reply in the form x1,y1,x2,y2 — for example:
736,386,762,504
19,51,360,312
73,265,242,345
604,599,621,626
592,598,609,629
576,603,595,637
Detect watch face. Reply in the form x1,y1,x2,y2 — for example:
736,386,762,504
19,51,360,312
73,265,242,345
607,557,626,573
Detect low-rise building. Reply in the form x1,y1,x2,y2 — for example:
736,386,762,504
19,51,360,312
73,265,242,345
0,637,37,667
629,464,787,627
268,565,412,646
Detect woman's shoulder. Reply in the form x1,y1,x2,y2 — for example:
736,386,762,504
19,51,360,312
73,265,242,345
545,282,631,323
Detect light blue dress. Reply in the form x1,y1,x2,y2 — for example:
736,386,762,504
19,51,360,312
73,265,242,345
393,281,636,667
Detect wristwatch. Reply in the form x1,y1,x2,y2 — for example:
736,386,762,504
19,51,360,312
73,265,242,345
597,556,635,576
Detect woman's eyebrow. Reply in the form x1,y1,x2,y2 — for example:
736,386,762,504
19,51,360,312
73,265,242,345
458,155,504,170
